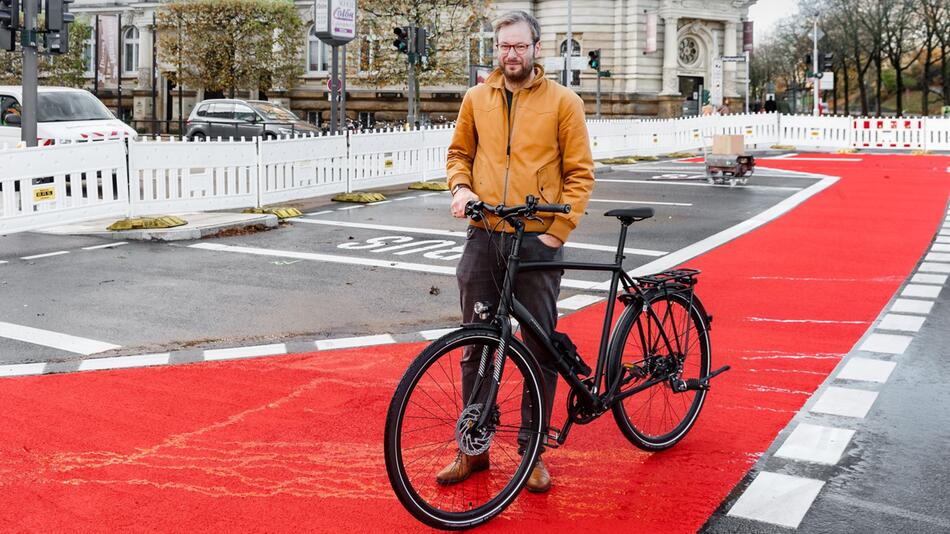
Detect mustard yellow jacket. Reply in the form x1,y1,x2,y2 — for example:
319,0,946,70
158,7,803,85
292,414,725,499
446,65,594,243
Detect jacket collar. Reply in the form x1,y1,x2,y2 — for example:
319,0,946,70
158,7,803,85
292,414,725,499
485,64,547,92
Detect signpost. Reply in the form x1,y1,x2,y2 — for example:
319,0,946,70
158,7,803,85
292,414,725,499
720,54,750,113
313,0,356,133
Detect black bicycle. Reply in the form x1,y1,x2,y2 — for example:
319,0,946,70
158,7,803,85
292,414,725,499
384,196,729,530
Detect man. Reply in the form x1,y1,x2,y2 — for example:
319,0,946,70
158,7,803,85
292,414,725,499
440,10,594,493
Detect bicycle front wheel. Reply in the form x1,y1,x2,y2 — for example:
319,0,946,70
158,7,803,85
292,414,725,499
384,327,545,530
608,291,711,451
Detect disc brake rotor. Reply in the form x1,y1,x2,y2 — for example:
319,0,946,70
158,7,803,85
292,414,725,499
455,403,496,455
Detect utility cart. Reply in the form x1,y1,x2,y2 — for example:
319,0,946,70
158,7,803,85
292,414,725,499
703,134,755,186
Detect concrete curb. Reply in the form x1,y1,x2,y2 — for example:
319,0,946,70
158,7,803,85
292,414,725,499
40,212,279,241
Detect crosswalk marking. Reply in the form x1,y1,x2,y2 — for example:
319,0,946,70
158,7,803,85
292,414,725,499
0,321,120,356
877,313,926,333
901,284,942,299
775,423,855,465
557,295,606,310
859,333,913,355
889,298,934,315
810,386,878,418
727,472,825,528
836,358,896,383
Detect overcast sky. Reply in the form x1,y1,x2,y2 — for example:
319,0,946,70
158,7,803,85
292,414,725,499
748,0,800,43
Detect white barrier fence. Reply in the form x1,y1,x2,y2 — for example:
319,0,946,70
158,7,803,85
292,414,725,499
3,113,949,236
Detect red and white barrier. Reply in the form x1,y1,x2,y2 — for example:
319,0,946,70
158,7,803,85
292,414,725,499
852,119,924,149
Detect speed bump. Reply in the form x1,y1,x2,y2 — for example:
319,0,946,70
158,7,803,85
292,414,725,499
770,145,796,150
107,216,188,231
408,180,448,191
663,152,696,159
243,207,303,220
332,192,387,203
836,148,858,154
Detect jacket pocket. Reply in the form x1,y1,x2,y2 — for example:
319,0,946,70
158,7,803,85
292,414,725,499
536,160,562,203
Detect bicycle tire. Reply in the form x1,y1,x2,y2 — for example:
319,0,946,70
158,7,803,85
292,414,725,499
384,327,545,530
607,290,711,451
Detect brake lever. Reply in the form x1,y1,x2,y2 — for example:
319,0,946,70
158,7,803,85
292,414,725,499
525,214,543,223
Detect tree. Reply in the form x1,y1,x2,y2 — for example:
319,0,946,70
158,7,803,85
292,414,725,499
879,0,922,116
356,0,492,121
0,19,91,87
156,0,304,98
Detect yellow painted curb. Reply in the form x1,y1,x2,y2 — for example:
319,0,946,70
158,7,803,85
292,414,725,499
332,192,387,203
107,216,188,231
770,145,796,150
836,148,858,154
663,152,697,159
243,207,303,219
408,181,448,191
911,149,931,156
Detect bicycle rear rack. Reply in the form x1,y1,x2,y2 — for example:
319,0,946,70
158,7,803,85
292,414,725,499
633,268,701,289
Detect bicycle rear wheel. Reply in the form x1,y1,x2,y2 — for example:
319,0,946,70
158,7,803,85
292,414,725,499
608,291,711,451
384,327,544,530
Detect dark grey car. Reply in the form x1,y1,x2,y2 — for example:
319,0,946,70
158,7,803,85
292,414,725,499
184,99,319,140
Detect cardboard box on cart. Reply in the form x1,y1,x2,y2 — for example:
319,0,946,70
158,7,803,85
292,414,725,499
712,134,746,155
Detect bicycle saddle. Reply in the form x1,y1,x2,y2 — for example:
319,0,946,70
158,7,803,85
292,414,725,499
605,207,654,224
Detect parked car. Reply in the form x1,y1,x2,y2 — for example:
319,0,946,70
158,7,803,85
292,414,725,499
185,99,319,140
0,86,137,145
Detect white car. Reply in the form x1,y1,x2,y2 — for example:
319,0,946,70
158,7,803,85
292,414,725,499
0,86,137,146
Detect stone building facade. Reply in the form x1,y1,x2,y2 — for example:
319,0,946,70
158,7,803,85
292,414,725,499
70,0,755,131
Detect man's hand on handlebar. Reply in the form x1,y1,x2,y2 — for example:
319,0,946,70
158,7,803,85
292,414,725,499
451,188,479,218
537,234,563,248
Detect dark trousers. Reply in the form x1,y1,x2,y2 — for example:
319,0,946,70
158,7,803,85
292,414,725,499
456,227,563,452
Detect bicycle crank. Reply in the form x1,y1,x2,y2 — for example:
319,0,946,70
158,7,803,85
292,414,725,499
671,365,731,392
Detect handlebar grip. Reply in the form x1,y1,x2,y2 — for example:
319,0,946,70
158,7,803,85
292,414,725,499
536,203,572,214
465,200,485,221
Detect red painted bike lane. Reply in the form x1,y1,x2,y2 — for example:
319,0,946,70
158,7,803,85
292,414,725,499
1,155,947,533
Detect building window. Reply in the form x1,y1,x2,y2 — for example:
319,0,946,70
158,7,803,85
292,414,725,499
358,36,379,74
468,21,493,69
678,37,699,66
123,26,140,74
307,25,330,74
559,38,581,85
83,28,96,76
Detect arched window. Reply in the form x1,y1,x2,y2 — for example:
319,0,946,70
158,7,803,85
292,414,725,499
307,25,330,74
83,28,96,76
468,20,493,68
123,26,140,74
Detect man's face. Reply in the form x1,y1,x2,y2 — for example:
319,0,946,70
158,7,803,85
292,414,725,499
496,22,539,84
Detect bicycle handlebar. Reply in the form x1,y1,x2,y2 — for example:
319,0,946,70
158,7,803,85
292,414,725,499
465,195,571,222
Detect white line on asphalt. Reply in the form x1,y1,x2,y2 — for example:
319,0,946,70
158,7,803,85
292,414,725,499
775,423,856,465
901,284,942,299
890,298,934,315
369,200,393,205
315,334,396,350
768,152,799,159
859,333,913,355
759,157,862,162
747,317,867,325
188,242,605,291
936,236,950,244
596,178,805,192
727,471,825,528
600,174,839,286
877,313,926,332
78,353,171,371
419,328,457,340
810,386,878,418
825,494,950,531
557,294,605,310
918,262,950,273
836,358,897,383
0,321,121,355
588,198,693,207
911,273,948,285
0,362,46,377
293,218,668,256
0,260,7,265
337,205,364,211
393,196,418,201
204,344,288,361
932,243,950,253
306,210,334,216
418,192,442,198
20,250,70,260
81,242,129,251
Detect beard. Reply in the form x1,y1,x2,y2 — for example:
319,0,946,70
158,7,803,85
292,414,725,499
503,57,534,84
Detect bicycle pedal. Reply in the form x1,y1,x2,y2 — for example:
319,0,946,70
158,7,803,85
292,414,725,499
622,362,647,378
543,428,561,449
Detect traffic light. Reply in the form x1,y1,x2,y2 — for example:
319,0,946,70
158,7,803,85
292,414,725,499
820,52,833,71
415,27,427,57
804,53,812,66
393,26,409,54
45,0,74,32
588,49,600,70
0,0,19,52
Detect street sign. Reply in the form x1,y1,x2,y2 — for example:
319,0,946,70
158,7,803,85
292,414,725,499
327,78,342,91
570,55,586,70
819,72,834,90
543,56,563,71
711,58,723,106
720,55,747,62
313,0,356,45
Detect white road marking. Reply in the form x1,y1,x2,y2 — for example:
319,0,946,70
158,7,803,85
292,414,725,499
901,284,942,299
369,200,393,205
557,294,605,310
315,334,396,350
204,344,287,361
747,317,867,325
587,198,693,207
306,210,334,216
877,313,926,333
932,243,950,253
81,242,129,251
911,273,948,285
294,218,668,256
810,386,878,418
393,196,418,201
918,262,950,273
605,174,839,285
775,423,855,465
936,236,950,243
0,260,7,265
21,250,70,260
727,471,825,528
0,362,47,377
418,192,442,198
337,205,364,211
0,321,120,355
596,178,804,192
759,157,862,162
419,328,458,340
768,152,799,159
890,298,934,315
78,353,171,371
836,358,897,383
859,333,913,355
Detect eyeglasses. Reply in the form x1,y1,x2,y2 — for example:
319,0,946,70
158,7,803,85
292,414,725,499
495,43,534,55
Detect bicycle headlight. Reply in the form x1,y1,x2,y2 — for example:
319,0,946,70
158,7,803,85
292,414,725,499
474,302,492,320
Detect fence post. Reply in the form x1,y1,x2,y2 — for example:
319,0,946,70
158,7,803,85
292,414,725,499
922,116,928,152
256,135,264,208
345,130,352,194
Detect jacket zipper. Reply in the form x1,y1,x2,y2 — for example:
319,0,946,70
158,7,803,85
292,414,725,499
502,90,516,207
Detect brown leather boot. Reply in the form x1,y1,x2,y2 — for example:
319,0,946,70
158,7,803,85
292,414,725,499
435,451,490,485
525,458,551,493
